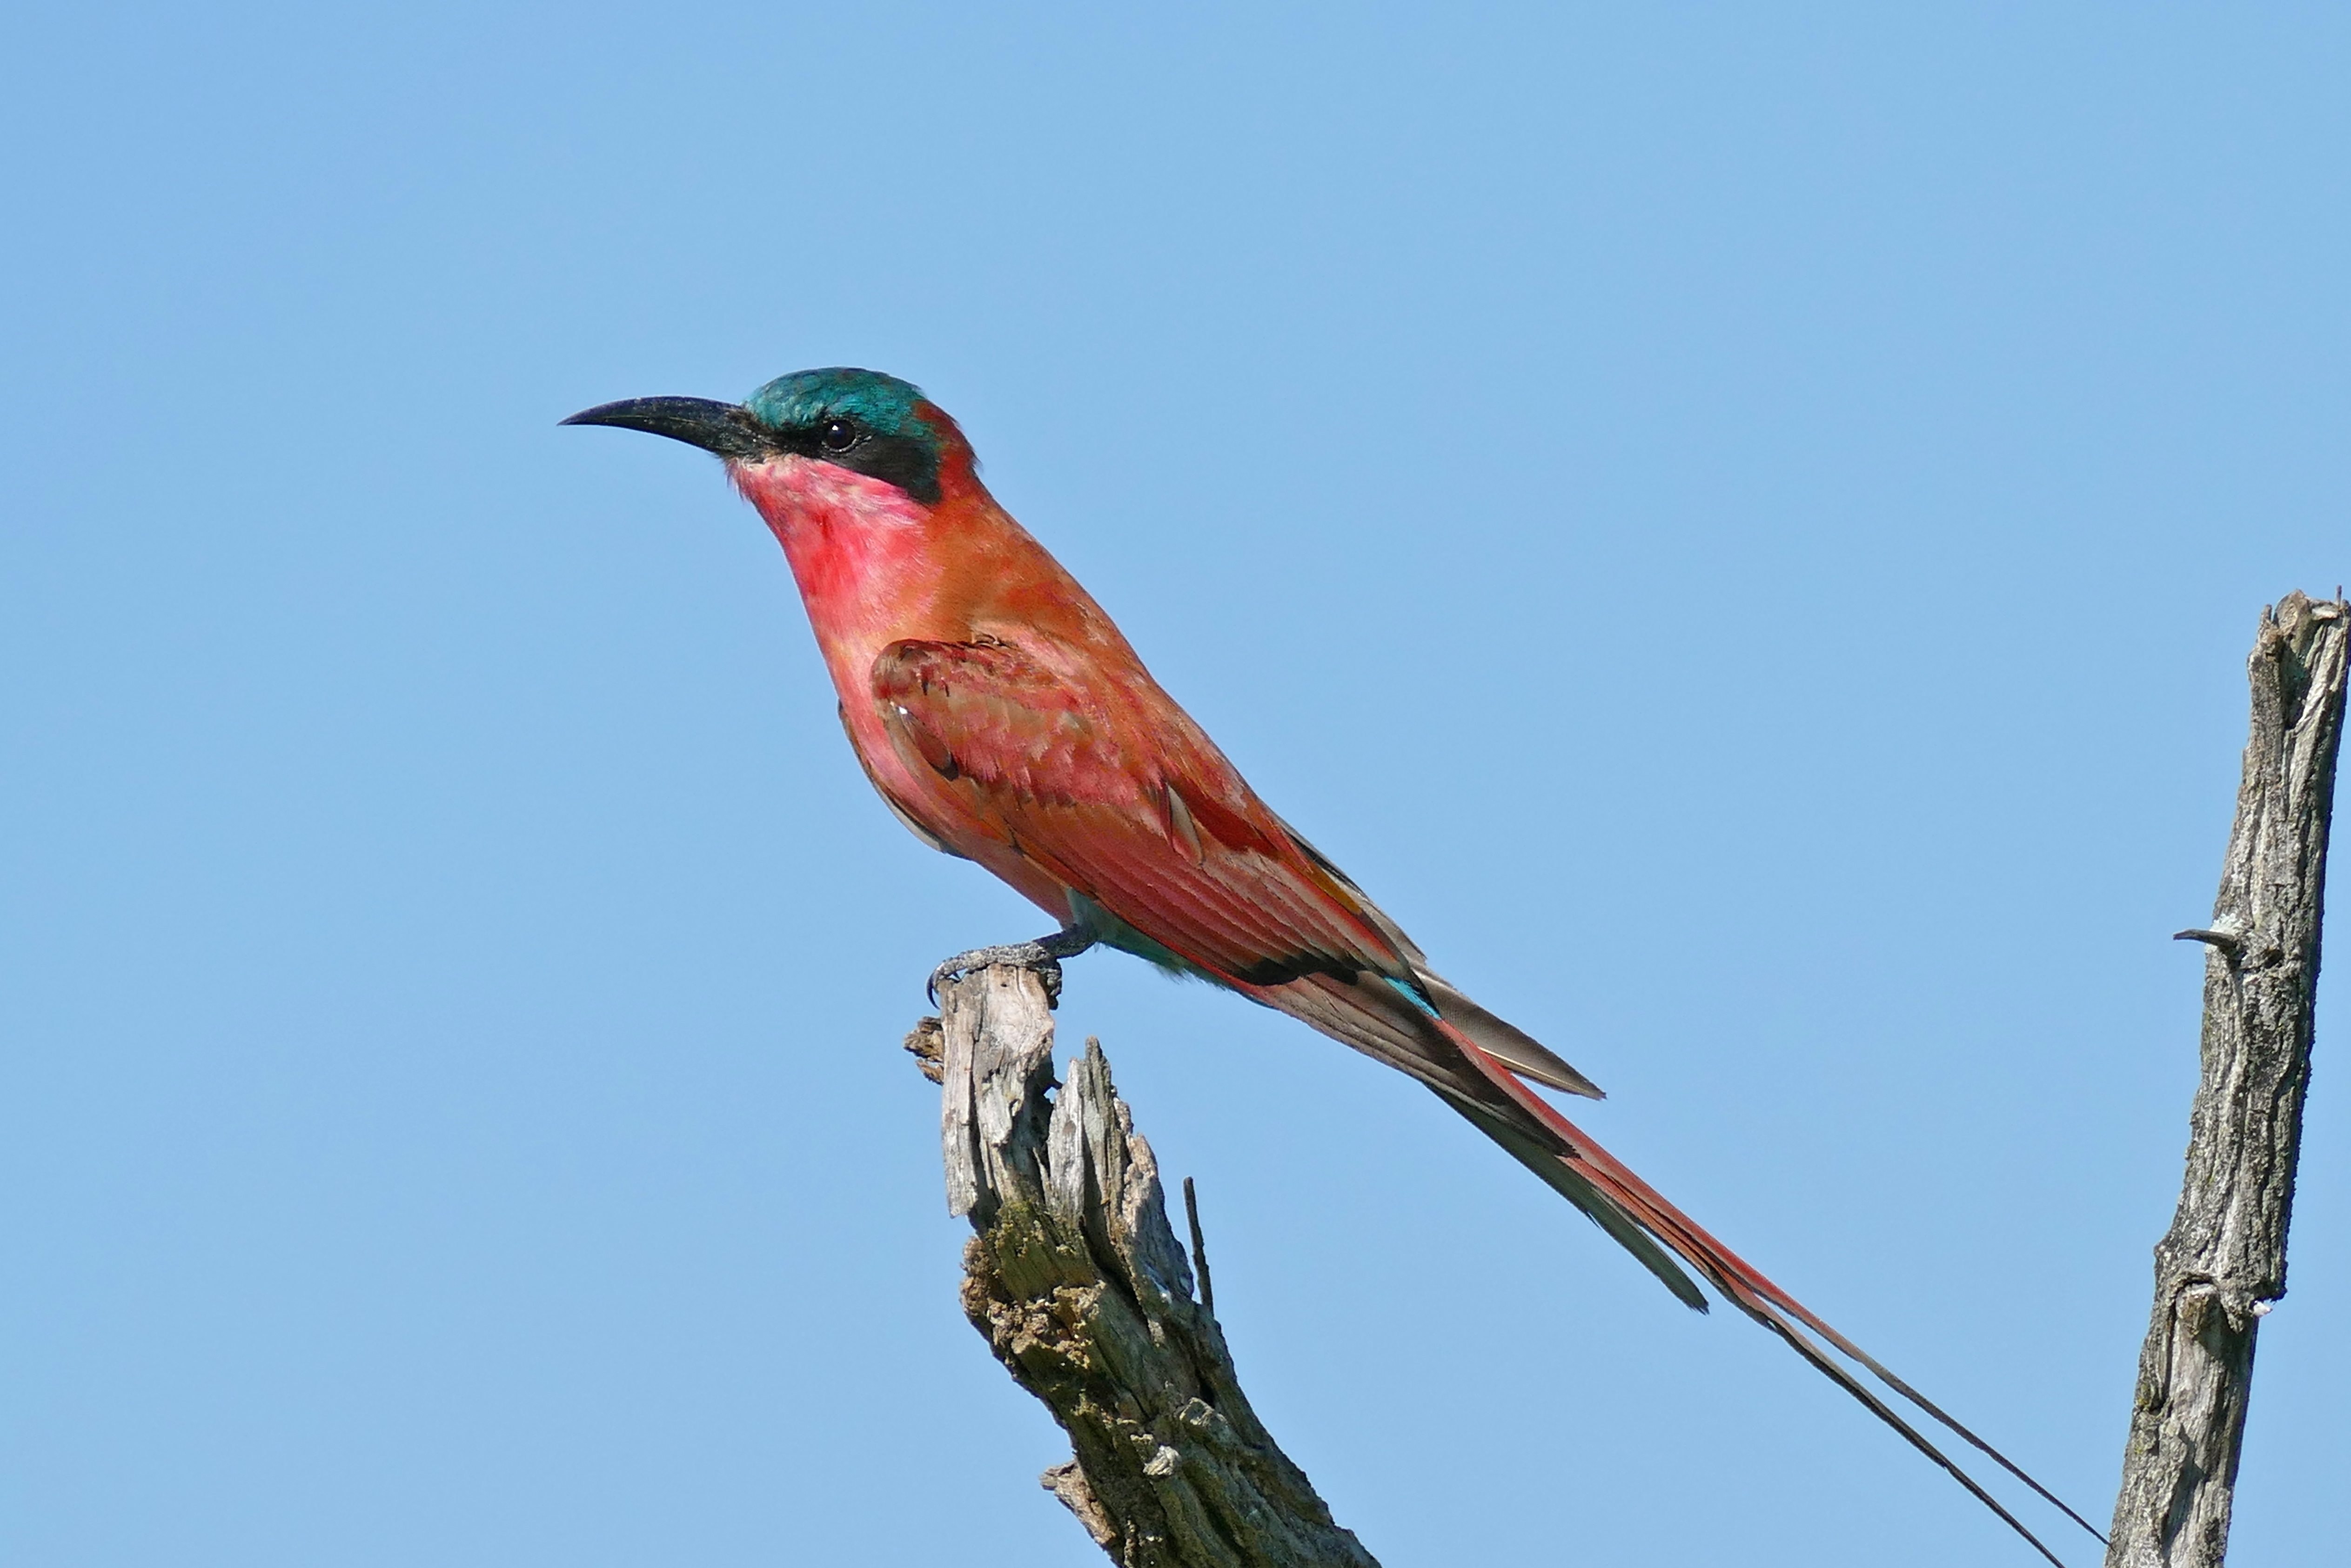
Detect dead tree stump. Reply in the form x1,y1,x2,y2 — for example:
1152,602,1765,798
908,965,1380,1568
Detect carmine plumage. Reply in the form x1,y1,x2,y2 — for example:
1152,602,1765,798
566,367,2096,1562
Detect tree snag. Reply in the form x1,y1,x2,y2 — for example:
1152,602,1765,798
915,965,1379,1568
2106,591,2348,1568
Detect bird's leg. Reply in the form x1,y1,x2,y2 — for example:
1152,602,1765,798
929,926,1097,1008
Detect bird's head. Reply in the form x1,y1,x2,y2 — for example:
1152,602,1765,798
563,367,971,509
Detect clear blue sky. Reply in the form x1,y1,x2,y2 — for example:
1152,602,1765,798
3,6,2343,1565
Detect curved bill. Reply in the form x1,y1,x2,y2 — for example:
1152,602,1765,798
560,396,774,460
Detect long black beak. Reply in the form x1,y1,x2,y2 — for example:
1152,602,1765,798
560,396,774,460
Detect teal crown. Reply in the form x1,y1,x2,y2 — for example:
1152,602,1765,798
745,367,930,439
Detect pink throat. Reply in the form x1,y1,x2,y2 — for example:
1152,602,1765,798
728,454,944,676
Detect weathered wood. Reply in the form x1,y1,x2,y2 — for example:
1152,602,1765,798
921,966,1380,1568
2106,592,2348,1568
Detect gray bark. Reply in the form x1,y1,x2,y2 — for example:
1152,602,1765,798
908,966,1379,1568
2106,591,2348,1568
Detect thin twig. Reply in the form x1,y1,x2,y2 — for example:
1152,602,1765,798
1183,1176,1215,1319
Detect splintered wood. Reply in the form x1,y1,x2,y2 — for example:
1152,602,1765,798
923,966,1379,1568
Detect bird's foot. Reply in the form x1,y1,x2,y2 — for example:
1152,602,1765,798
929,927,1097,1008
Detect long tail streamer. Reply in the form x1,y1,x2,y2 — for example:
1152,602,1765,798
1450,1036,2104,1568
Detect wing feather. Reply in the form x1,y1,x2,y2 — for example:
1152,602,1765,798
874,634,1606,1105
874,636,1412,986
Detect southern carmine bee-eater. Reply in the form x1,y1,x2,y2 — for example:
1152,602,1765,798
565,367,2096,1563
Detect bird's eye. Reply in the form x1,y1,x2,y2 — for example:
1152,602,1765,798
818,418,860,453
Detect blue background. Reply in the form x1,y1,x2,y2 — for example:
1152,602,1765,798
3,6,2343,1564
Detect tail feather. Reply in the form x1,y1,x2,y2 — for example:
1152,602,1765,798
1749,1308,2072,1568
1444,1094,1707,1311
1238,963,2097,1560
1445,1032,2102,1566
1769,1296,2111,1544
1420,972,1606,1098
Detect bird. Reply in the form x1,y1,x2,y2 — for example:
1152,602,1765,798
565,367,2096,1562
